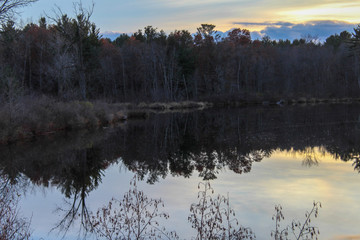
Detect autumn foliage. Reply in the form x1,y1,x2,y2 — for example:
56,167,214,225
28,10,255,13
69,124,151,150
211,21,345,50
0,9,359,104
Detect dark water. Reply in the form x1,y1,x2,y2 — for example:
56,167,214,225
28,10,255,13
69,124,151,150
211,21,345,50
1,104,360,239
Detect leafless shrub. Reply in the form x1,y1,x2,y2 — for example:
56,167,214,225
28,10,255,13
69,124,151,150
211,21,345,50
271,205,288,240
0,175,32,240
89,176,178,240
271,202,321,240
68,176,323,240
188,182,255,240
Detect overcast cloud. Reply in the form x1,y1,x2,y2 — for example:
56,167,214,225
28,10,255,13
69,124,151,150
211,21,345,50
235,20,357,41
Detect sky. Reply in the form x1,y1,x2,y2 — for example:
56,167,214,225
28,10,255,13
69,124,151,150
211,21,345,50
18,0,360,41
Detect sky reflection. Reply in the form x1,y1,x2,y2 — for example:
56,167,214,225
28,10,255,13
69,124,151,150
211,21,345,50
19,148,360,239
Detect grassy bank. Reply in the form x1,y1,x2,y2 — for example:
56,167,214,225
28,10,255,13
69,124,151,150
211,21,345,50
0,97,125,143
0,97,211,144
2,95,358,144
205,94,360,107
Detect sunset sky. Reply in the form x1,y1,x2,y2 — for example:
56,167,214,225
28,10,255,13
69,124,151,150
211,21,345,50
20,0,360,40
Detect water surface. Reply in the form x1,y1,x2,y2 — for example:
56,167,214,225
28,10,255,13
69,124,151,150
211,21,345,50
1,104,360,239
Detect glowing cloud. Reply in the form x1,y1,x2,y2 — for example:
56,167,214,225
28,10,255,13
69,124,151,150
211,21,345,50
279,2,360,22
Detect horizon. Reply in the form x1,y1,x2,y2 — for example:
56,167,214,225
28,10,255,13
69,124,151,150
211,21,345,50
18,0,360,41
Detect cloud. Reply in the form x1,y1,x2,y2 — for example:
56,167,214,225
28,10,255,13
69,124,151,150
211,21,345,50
235,20,357,41
101,31,123,40
234,21,295,27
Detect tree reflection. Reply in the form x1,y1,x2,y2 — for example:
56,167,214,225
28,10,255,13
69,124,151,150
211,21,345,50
52,186,92,237
0,104,360,237
0,132,119,237
291,147,321,167
224,149,271,174
49,146,117,237
352,156,360,172
2,104,360,188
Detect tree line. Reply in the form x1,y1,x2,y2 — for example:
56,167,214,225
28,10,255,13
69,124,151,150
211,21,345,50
1,5,360,103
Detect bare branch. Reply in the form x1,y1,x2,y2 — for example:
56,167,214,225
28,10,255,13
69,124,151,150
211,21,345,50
0,0,38,23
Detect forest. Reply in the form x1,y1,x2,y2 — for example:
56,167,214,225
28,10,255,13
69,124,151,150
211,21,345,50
1,1,360,143
1,3,360,104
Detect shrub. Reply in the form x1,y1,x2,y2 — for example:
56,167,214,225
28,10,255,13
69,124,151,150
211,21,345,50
89,177,178,240
189,182,255,240
89,178,322,240
271,202,321,240
0,176,32,240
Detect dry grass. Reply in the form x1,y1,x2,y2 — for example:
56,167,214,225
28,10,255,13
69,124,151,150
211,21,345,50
0,97,127,143
137,101,211,110
297,97,307,104
0,97,213,144
127,111,149,119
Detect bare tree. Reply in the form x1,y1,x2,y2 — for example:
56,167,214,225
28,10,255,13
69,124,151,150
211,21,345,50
0,0,38,23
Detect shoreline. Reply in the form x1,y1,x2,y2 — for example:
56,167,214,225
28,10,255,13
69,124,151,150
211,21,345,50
0,100,211,145
1,98,359,145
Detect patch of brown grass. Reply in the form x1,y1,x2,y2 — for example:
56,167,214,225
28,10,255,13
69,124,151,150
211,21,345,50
0,97,127,143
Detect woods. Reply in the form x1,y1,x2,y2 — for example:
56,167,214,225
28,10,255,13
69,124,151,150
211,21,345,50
0,3,360,143
0,9,360,104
